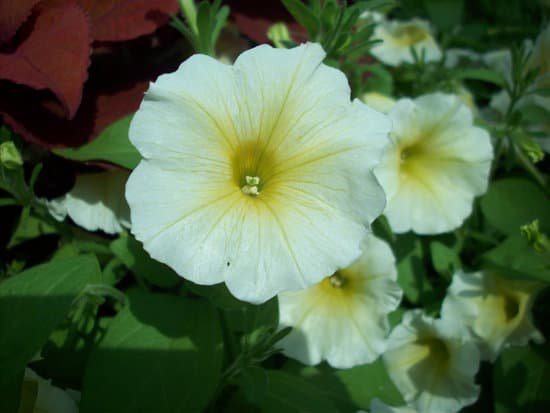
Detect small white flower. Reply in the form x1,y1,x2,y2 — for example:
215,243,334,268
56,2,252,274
45,170,130,234
441,270,544,362
383,310,480,413
277,234,402,368
370,398,418,413
371,19,442,67
375,93,493,234
126,43,390,304
22,368,79,413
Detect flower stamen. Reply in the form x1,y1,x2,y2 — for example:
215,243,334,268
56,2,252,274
241,175,261,196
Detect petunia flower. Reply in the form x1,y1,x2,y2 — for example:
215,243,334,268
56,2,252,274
125,43,390,303
22,368,79,413
383,310,480,413
46,170,130,234
374,93,493,235
277,234,402,368
441,270,544,362
370,19,442,67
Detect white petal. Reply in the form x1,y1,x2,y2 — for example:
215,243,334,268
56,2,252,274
383,310,480,413
46,170,130,234
371,19,442,67
278,234,402,368
441,271,544,361
127,43,391,303
375,93,493,234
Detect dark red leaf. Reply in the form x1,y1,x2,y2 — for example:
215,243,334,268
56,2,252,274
0,28,187,148
78,0,179,42
0,0,92,119
0,0,41,44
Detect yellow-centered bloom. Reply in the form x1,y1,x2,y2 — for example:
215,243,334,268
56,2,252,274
441,271,544,361
125,43,390,303
383,310,480,413
375,93,493,235
371,19,442,67
277,234,402,368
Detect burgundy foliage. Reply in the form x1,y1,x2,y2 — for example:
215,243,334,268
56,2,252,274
0,0,181,148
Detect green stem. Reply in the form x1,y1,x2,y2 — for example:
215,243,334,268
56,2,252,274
515,143,549,192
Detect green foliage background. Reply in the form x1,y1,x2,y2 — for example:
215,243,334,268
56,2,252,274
1,0,549,412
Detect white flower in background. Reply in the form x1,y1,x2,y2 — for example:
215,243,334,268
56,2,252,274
361,92,396,113
46,170,130,234
277,234,402,368
441,271,544,362
371,19,442,67
486,25,550,115
375,93,493,234
370,398,418,413
22,368,79,413
383,310,480,413
126,43,390,304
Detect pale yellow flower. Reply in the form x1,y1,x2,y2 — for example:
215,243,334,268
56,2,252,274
126,43,390,303
375,93,493,234
371,19,442,67
441,271,544,361
278,234,402,368
383,310,480,413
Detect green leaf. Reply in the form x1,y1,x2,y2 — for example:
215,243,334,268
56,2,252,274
281,0,320,38
494,344,550,413
0,255,101,411
483,235,550,283
254,369,340,413
282,362,362,412
430,240,461,277
8,211,57,249
423,0,463,31
394,234,431,304
80,290,223,413
481,178,550,236
454,68,506,87
336,358,405,409
110,234,180,288
54,116,140,169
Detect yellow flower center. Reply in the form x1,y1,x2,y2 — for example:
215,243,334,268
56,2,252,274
393,25,429,47
231,142,278,198
421,337,450,365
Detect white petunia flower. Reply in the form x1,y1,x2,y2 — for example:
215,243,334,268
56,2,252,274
370,19,442,67
22,368,79,413
375,93,493,235
277,234,402,368
45,170,131,234
441,270,544,362
125,43,390,304
370,398,418,413
383,310,480,413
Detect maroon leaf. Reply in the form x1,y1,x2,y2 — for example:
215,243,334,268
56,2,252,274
78,0,179,42
0,28,187,148
0,0,92,119
0,0,41,44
